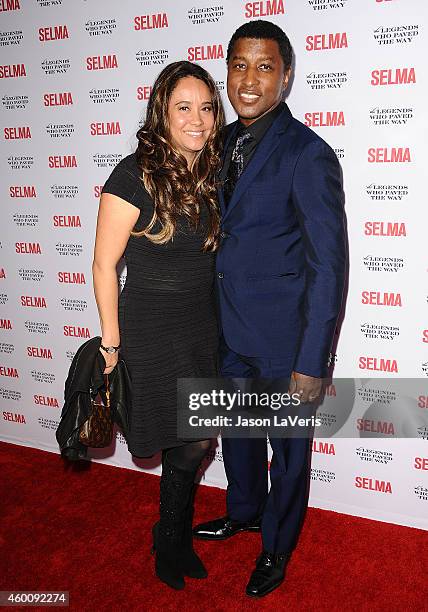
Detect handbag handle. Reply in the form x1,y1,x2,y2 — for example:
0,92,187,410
104,373,110,408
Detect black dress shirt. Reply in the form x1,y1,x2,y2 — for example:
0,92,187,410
220,102,284,186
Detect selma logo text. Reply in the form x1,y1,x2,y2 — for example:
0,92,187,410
306,32,348,51
364,221,406,236
48,155,77,168
304,111,345,127
134,13,168,30
368,147,410,163
63,325,90,338
361,291,401,306
34,395,59,408
86,54,118,71
21,296,47,308
90,122,121,136
371,67,415,86
43,92,73,106
38,25,69,42
355,477,392,494
358,356,398,373
15,242,41,254
357,419,394,435
3,412,25,423
0,367,19,378
53,215,81,228
187,45,224,61
245,0,284,18
27,346,52,359
58,272,86,284
0,0,20,12
10,186,36,198
137,86,153,101
4,126,31,140
414,458,428,471
312,441,335,455
0,63,26,79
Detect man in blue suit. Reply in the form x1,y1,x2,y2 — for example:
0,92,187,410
193,20,346,597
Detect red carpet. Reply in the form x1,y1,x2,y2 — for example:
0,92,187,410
1,441,426,611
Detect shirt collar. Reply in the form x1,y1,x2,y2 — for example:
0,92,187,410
237,102,284,141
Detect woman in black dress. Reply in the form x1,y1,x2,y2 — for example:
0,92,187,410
92,62,224,590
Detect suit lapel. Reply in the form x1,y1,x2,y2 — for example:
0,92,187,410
222,105,293,220
218,122,238,216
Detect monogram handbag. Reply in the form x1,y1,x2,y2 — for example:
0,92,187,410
79,373,113,447
57,337,131,459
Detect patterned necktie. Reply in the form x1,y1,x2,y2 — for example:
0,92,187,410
224,131,252,205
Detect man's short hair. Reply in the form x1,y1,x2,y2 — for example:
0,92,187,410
227,20,293,71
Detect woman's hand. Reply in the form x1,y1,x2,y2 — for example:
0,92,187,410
100,347,119,374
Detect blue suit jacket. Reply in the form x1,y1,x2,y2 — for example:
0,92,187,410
215,103,346,378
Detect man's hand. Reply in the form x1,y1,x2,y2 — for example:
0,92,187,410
289,371,322,403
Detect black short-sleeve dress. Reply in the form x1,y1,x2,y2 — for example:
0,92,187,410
102,153,218,457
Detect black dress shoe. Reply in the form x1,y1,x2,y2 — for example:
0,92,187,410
193,515,261,540
245,550,291,597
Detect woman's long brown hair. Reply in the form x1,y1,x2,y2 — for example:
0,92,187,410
134,61,225,251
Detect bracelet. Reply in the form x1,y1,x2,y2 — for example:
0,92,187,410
100,344,120,354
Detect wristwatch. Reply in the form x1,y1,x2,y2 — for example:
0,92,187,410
100,344,120,354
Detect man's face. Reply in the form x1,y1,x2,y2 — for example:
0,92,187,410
227,37,290,126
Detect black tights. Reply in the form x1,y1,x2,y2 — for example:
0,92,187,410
163,439,211,473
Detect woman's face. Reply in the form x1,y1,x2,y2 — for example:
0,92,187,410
168,76,215,166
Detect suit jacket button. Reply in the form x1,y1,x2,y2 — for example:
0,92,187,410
217,272,224,279
220,231,228,239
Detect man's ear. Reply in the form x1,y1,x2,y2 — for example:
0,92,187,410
283,67,292,89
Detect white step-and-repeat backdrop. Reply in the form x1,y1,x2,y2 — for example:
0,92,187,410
1,0,427,530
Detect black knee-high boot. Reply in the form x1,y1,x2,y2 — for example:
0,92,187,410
181,481,208,579
152,454,197,590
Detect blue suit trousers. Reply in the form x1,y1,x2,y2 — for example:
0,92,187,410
219,336,313,554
